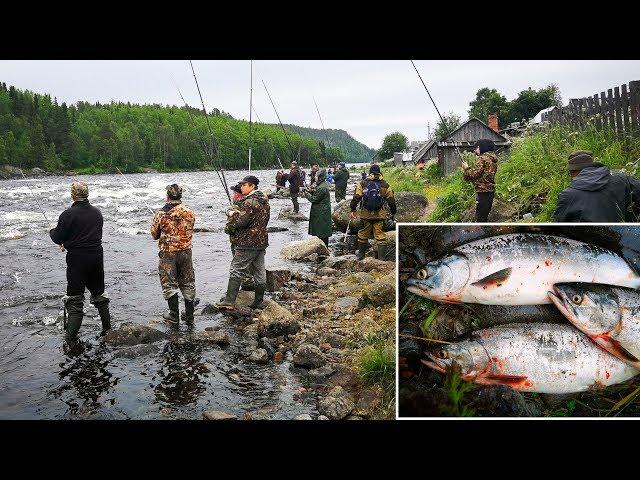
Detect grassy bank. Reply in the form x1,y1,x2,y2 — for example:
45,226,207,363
383,126,640,222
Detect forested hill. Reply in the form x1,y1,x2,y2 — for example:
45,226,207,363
0,81,359,174
280,125,375,163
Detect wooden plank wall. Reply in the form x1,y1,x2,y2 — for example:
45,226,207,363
542,80,640,137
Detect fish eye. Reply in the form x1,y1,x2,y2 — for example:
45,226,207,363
417,269,428,280
571,294,583,304
434,350,448,359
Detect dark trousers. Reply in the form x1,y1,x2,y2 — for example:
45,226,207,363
475,192,495,222
291,194,299,213
66,249,105,296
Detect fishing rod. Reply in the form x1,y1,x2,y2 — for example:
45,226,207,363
312,96,332,150
276,155,285,170
410,60,465,164
248,60,253,173
188,61,232,203
115,167,155,214
172,77,232,205
262,79,299,165
19,170,54,230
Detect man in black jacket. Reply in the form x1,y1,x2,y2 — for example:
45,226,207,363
552,151,640,222
50,181,110,346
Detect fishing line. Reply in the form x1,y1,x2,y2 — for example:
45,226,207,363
261,79,299,164
19,171,54,230
114,167,155,214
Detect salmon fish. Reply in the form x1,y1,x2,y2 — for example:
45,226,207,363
423,323,639,394
406,233,640,305
549,283,640,369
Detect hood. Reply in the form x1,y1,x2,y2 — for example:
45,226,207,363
161,200,181,213
570,164,611,192
367,173,383,181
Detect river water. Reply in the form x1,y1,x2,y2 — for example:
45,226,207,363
0,169,346,420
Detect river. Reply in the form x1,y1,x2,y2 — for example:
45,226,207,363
0,168,349,419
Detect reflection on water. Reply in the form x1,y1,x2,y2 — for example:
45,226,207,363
155,342,206,406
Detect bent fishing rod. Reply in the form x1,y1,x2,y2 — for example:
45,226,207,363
312,96,332,150
114,167,155,214
188,61,233,205
248,60,253,173
410,60,465,164
262,79,299,166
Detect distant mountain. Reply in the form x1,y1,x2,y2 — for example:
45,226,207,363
280,125,376,163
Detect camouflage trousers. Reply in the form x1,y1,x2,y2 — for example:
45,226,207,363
229,248,266,286
158,249,196,301
358,219,386,244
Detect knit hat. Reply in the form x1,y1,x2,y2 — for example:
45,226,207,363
71,181,88,200
241,175,260,187
567,150,595,171
369,164,381,174
166,184,182,200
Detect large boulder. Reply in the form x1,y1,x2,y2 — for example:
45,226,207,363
266,268,291,291
0,165,23,180
332,192,428,233
364,273,396,307
278,207,308,221
317,386,355,420
320,255,359,272
281,237,330,261
190,330,230,345
104,323,169,347
30,167,46,176
257,302,300,338
293,344,326,369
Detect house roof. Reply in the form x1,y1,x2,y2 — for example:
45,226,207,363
411,139,437,162
441,117,509,144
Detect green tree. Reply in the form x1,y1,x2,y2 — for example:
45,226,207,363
378,132,408,160
504,84,562,125
434,112,462,140
468,88,509,126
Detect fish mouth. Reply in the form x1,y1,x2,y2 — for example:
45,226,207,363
422,354,448,373
547,287,575,324
406,285,429,297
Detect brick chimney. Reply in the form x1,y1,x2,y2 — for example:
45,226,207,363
487,113,499,132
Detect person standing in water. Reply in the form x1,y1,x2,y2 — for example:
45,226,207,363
304,169,332,248
333,162,349,203
50,181,111,348
150,184,196,327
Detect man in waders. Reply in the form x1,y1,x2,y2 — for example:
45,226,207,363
350,164,396,261
333,162,349,203
150,184,196,327
50,182,111,349
216,175,270,311
287,161,303,213
462,139,498,222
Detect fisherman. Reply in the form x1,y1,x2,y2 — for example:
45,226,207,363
50,181,111,347
226,183,244,255
310,164,319,187
216,175,270,311
304,169,332,248
552,150,640,222
150,184,196,326
286,161,303,213
461,139,498,222
275,170,284,192
333,162,349,203
350,164,396,261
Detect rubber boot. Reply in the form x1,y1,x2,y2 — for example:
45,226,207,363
183,299,195,325
215,277,242,310
91,295,111,335
376,242,391,261
163,294,180,326
249,284,268,310
356,242,368,261
64,295,84,343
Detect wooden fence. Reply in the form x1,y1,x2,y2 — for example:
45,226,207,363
542,80,640,136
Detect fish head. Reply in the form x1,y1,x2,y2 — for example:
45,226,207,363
424,340,487,378
406,254,469,303
548,283,621,336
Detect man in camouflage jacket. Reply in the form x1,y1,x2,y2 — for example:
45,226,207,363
217,175,270,311
462,139,498,222
150,184,196,326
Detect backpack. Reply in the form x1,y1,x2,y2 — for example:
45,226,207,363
362,179,385,211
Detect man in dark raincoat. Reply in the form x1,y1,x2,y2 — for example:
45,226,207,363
333,162,349,203
304,169,332,247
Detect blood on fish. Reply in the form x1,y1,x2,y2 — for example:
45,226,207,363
544,260,552,266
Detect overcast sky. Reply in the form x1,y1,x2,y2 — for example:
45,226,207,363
1,60,638,148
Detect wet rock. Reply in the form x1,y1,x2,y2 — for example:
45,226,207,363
470,385,541,417
201,303,253,318
326,365,361,390
308,365,335,379
317,267,338,277
357,258,395,273
104,323,169,347
334,296,359,314
243,323,259,341
202,410,237,420
293,344,326,368
278,207,309,221
193,330,230,345
266,268,291,291
112,342,163,359
294,414,313,420
258,303,300,338
320,255,358,271
318,386,355,420
266,226,289,233
364,273,395,307
281,237,329,261
248,348,269,363
322,332,347,349
332,192,428,233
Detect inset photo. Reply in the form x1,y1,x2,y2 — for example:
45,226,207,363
398,224,640,417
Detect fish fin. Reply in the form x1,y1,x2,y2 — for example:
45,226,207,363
476,374,529,386
596,336,640,364
471,268,512,288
